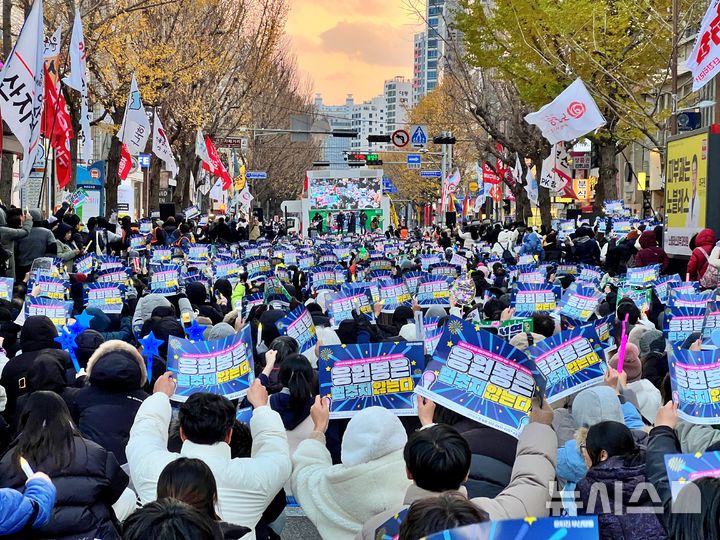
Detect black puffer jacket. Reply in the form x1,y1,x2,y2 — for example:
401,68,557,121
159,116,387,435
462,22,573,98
0,435,127,539
0,316,67,423
73,341,149,464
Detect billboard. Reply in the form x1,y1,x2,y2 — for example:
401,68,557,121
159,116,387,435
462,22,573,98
665,132,708,256
308,169,382,210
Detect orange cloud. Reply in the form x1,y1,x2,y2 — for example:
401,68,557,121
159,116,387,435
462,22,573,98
286,0,421,104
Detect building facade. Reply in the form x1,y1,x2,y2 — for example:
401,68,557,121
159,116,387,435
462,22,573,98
384,76,413,134
314,94,355,167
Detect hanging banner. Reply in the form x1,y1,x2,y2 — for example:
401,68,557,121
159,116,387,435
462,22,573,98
318,342,425,418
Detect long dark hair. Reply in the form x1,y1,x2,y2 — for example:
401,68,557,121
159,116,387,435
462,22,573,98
585,421,640,467
157,458,219,520
279,353,314,409
15,391,76,471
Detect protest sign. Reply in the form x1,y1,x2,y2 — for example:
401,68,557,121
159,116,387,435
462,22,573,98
512,283,561,316
420,254,442,271
704,301,720,338
559,284,601,322
612,219,632,239
342,281,380,304
416,275,453,307
670,281,700,296
85,283,126,314
617,286,652,313
168,325,254,401
665,452,720,501
422,317,443,355
96,256,126,272
0,278,13,301
654,275,682,304
318,253,338,266
183,205,201,220
242,292,264,319
66,187,89,208
415,316,541,438
669,348,720,424
244,256,272,282
213,257,240,279
403,271,427,295
243,246,261,258
74,254,94,275
275,306,317,353
578,265,603,283
318,341,425,418
517,271,546,284
527,326,606,403
627,264,660,287
150,264,181,295
129,234,147,252
378,278,412,314
327,292,375,329
424,517,599,540
310,265,341,291
28,276,69,300
428,262,460,278
556,263,578,276
24,296,72,328
297,255,315,271
477,319,534,342
95,267,131,285
139,219,152,235
594,313,616,348
669,290,713,309
263,276,292,309
151,247,173,263
557,221,576,241
664,306,706,343
187,245,210,263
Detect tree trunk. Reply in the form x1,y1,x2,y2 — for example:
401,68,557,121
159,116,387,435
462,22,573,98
105,137,122,216
148,157,161,213
532,156,552,230
512,182,532,224
594,139,618,213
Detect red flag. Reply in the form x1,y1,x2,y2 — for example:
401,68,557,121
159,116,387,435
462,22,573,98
202,136,232,190
482,162,501,185
41,66,74,189
118,143,132,180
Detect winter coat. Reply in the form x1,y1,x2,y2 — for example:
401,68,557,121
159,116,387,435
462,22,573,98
646,426,679,531
0,479,56,536
126,393,291,538
73,341,149,464
572,236,601,266
86,308,133,342
0,210,33,279
688,228,717,281
16,224,57,268
0,435,127,539
634,231,669,272
54,241,77,273
520,231,543,256
0,316,65,422
577,454,667,540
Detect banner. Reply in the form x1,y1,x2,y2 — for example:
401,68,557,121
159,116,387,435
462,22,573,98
664,305,706,343
24,295,72,328
119,75,151,156
416,276,453,307
318,342,425,418
512,283,561,316
688,0,720,91
527,326,606,403
378,278,412,313
0,0,45,183
627,265,660,287
168,325,254,401
327,291,375,329
559,284,602,322
669,348,720,424
85,282,126,314
665,133,707,256
41,65,73,189
415,317,541,438
275,306,317,353
424,517,599,540
524,78,606,144
202,135,232,190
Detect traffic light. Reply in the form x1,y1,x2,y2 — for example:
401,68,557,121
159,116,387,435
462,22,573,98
367,134,391,143
433,132,456,145
344,152,383,166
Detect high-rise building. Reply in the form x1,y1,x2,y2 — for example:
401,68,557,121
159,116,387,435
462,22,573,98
384,76,413,134
351,95,387,152
314,94,355,167
413,32,427,105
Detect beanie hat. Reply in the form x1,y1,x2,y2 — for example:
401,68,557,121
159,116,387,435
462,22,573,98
341,406,408,467
608,342,642,382
509,332,546,352
205,322,236,341
627,325,649,350
639,329,666,358
571,386,624,427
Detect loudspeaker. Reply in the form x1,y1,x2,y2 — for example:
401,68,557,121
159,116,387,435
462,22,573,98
445,211,456,228
160,203,176,222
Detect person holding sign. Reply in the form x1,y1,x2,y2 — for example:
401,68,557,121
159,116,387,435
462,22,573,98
126,375,292,534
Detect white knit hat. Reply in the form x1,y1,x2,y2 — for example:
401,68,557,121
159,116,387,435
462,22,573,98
341,406,408,467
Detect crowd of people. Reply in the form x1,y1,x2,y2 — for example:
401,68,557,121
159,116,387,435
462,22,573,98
0,202,717,540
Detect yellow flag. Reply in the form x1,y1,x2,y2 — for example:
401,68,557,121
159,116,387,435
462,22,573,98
234,165,246,191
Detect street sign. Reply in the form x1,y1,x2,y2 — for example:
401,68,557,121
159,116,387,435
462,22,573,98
139,153,151,170
382,176,398,194
391,129,409,148
420,170,442,178
246,171,267,180
218,137,249,150
407,154,421,170
410,125,428,148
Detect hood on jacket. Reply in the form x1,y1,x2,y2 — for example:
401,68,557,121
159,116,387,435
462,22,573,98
29,350,69,393
86,307,112,332
141,317,185,359
20,315,60,352
0,207,6,226
696,228,717,249
139,294,172,322
186,281,208,306
75,329,105,368
341,406,407,467
87,340,147,390
571,386,624,428
638,231,657,250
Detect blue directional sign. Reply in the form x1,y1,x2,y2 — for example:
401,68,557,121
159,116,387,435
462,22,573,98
407,154,422,169
382,176,398,194
139,153,151,170
246,171,267,180
410,125,428,148
420,170,442,178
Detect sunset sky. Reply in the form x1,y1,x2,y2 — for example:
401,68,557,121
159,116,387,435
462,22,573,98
285,0,422,105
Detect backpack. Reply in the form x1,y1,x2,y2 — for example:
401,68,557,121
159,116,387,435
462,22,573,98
496,242,515,265
699,248,719,289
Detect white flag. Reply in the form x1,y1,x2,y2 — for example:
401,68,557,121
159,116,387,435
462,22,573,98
445,169,461,193
524,79,606,145
238,186,254,211
44,25,62,59
119,75,150,156
688,0,720,91
513,153,523,185
209,178,224,201
195,129,211,164
152,114,178,177
0,0,45,184
539,144,572,193
63,9,93,162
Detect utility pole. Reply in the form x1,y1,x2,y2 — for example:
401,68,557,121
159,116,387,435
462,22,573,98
671,0,679,136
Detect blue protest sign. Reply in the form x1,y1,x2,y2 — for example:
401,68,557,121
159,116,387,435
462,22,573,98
275,306,317,353
512,283,561,316
424,517,599,540
669,348,720,424
318,342,425,418
664,306,706,343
